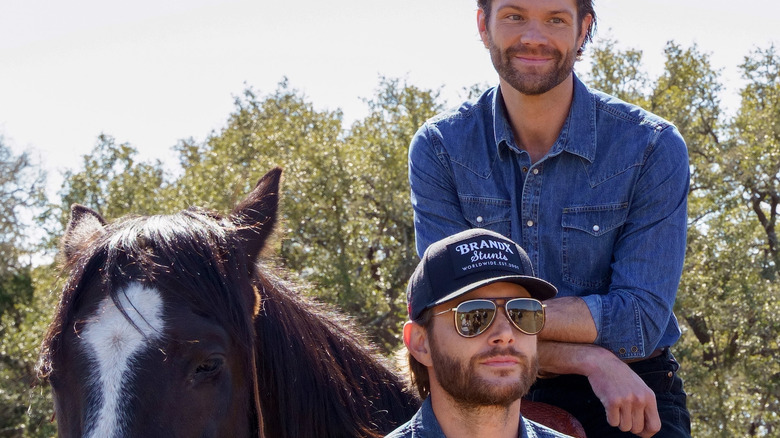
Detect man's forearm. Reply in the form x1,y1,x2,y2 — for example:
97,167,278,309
539,296,597,344
537,341,609,376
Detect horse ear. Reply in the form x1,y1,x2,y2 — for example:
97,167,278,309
62,204,107,263
231,167,282,262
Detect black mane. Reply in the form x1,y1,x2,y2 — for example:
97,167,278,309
253,268,418,437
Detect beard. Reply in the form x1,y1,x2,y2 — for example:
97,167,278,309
430,341,539,408
487,33,577,96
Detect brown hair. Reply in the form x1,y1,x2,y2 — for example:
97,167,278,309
477,0,597,57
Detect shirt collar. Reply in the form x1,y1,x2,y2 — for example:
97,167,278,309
412,397,447,437
418,396,528,438
492,73,597,163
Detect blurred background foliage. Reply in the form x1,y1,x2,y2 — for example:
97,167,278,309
0,40,778,436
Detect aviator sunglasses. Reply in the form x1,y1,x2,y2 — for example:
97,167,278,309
433,297,546,338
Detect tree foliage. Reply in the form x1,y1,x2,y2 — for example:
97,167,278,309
0,266,60,438
0,140,45,315
173,78,441,350
338,78,442,347
0,140,51,437
58,134,169,225
586,38,650,108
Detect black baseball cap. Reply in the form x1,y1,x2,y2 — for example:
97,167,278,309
407,229,557,320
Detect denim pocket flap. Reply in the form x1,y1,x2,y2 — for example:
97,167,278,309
561,203,629,237
460,196,512,236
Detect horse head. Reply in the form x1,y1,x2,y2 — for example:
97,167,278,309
39,169,283,437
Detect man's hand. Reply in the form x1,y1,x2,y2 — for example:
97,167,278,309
585,352,661,437
538,342,661,437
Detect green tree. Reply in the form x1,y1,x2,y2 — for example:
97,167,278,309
58,134,169,226
668,44,780,436
706,45,780,435
0,139,51,437
729,45,780,270
0,266,60,438
173,78,442,350
172,79,344,211
586,38,651,107
171,80,350,294
0,139,45,316
338,77,441,348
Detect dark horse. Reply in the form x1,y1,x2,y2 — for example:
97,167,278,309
37,168,420,437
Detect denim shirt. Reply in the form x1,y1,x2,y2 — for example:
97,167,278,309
408,74,689,359
384,397,573,438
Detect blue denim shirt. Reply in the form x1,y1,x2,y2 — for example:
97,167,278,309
409,74,689,359
385,397,573,438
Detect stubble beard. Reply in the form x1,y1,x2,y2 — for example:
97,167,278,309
487,33,577,96
430,342,539,409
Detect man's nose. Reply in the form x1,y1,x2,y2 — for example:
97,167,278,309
520,20,549,46
486,309,516,344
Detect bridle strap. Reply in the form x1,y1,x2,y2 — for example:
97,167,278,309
250,345,264,437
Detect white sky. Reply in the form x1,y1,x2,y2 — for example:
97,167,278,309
1,0,779,195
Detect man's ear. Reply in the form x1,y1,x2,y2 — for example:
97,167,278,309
577,14,593,49
404,321,433,367
477,8,489,49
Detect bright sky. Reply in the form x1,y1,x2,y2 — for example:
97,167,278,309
2,0,779,195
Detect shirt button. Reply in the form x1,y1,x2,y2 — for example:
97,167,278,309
522,166,528,173
593,225,600,232
526,220,534,227
631,346,638,353
532,168,539,175
619,347,627,355
667,371,674,378
476,216,484,223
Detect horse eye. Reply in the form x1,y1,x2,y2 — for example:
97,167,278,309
195,357,224,375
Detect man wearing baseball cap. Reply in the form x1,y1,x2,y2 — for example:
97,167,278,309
386,229,572,438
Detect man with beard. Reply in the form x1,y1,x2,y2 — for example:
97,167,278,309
408,0,690,437
387,228,572,438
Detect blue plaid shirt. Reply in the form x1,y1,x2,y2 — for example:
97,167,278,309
385,397,574,438
409,74,689,360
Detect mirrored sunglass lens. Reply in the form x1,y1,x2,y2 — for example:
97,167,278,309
506,299,544,334
455,300,496,337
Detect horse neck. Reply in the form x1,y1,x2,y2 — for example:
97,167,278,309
252,275,418,437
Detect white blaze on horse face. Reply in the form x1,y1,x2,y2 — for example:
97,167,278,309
81,282,165,438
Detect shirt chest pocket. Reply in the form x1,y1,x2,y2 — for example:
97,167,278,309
460,196,512,238
561,203,629,290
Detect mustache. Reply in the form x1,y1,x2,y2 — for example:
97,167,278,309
473,347,529,362
505,45,560,59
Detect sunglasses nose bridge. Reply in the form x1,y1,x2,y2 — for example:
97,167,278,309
492,300,519,329
484,304,518,340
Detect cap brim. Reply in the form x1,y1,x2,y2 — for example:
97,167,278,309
429,275,557,310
